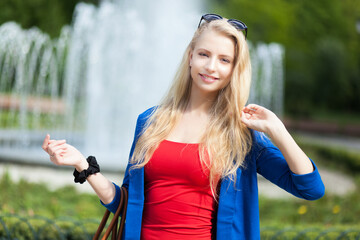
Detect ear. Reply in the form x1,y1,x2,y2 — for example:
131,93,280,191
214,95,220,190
189,51,193,67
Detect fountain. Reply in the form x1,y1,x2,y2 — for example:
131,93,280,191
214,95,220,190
0,0,284,171
249,42,284,117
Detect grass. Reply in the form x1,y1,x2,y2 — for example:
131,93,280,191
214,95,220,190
259,183,360,227
0,171,104,220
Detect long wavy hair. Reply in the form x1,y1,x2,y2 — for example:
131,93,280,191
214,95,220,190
130,19,253,197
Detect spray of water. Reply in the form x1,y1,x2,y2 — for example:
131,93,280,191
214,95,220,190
0,1,284,170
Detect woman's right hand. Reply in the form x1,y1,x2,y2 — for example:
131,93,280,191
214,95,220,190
42,134,88,171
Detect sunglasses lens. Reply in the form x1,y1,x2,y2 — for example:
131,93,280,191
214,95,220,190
228,20,247,30
203,14,222,22
198,14,248,39
228,19,248,38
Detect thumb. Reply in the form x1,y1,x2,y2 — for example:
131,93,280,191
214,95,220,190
241,112,250,126
42,134,50,151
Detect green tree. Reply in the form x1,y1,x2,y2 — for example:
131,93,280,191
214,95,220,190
0,0,99,38
213,0,360,116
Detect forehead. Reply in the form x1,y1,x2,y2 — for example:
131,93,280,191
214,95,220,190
194,29,235,56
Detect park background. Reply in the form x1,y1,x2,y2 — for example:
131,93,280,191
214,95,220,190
0,0,360,239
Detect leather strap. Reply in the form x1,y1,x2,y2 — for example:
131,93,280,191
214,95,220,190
93,187,128,240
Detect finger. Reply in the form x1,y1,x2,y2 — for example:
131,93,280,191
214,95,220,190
242,107,255,115
47,143,66,156
50,154,64,165
53,149,67,158
48,145,67,156
242,109,255,119
51,149,71,165
246,103,260,109
48,140,66,149
244,104,259,113
42,134,50,151
241,112,250,125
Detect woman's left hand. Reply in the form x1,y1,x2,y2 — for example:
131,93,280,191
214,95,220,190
240,104,284,134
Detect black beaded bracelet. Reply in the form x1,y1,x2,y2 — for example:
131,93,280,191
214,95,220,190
73,156,100,184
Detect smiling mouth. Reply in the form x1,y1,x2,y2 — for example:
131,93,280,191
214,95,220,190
200,74,219,83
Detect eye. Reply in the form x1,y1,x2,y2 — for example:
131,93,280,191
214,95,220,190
221,58,231,63
199,52,208,57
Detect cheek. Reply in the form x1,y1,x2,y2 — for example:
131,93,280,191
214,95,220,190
190,58,201,77
190,63,197,80
220,65,233,79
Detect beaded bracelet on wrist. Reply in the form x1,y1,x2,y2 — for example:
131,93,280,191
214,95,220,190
73,156,100,184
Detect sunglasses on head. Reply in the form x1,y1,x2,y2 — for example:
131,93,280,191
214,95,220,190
198,13,248,39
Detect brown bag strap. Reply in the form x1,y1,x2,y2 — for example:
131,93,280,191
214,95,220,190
93,187,128,240
93,210,110,239
117,187,128,240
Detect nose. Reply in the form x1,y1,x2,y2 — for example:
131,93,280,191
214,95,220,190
205,57,216,73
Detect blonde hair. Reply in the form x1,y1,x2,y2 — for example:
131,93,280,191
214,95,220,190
131,19,252,197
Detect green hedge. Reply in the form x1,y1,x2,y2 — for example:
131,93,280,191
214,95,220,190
297,140,360,174
0,214,359,240
260,225,360,239
0,214,100,240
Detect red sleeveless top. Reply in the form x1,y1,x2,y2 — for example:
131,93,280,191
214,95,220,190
141,140,216,240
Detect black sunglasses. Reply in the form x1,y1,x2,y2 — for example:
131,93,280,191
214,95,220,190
198,13,248,39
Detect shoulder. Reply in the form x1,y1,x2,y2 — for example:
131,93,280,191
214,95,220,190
131,106,158,141
138,106,158,121
135,106,158,130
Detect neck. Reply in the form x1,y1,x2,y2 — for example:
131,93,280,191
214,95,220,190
186,87,217,114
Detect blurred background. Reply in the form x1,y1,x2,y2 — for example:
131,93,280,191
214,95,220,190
0,0,359,239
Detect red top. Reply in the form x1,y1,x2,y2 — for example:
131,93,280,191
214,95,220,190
141,140,216,240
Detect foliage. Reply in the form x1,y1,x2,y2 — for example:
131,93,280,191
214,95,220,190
260,225,360,239
0,109,64,129
0,171,104,220
286,109,360,126
299,142,360,174
212,0,360,116
0,214,359,240
0,0,99,38
259,186,360,226
0,214,100,240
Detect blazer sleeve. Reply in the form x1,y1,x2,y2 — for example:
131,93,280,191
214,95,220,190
253,131,325,200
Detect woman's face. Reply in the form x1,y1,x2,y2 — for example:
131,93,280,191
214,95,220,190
189,29,235,97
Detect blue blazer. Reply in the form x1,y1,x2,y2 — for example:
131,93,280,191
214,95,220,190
102,107,325,239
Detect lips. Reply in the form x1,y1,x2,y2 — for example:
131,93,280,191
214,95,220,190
199,74,219,83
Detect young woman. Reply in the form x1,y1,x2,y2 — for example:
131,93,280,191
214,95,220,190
42,14,325,240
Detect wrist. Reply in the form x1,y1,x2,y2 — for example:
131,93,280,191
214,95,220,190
75,157,89,172
267,121,286,140
73,156,100,184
